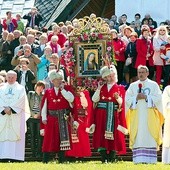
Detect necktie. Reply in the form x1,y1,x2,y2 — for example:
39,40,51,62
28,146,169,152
31,16,34,28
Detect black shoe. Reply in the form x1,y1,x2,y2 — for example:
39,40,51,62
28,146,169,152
42,152,49,164
58,151,65,163
107,151,117,163
99,150,107,163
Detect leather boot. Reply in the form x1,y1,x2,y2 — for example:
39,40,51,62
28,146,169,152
58,151,65,163
99,150,107,163
108,150,117,163
43,152,49,163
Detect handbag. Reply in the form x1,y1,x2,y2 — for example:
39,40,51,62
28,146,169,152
125,57,132,66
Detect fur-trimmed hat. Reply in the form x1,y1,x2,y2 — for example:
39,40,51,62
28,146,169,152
48,70,63,81
100,66,111,78
100,65,118,82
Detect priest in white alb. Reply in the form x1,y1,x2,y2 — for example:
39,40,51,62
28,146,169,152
0,70,30,161
125,65,164,164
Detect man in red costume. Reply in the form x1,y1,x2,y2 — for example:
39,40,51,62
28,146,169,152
40,69,74,163
92,65,127,163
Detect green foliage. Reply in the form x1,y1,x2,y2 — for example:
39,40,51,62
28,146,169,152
0,161,170,170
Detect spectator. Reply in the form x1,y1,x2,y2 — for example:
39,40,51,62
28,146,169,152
0,30,9,57
14,58,35,93
135,26,154,80
134,13,141,22
120,14,130,26
10,30,22,56
48,24,67,48
3,11,18,32
43,62,56,89
14,35,27,56
11,44,40,85
0,32,14,71
125,32,138,82
153,25,168,85
16,14,24,33
23,7,43,29
26,34,38,52
160,36,170,89
49,35,62,56
111,29,126,84
134,20,141,37
144,13,157,28
37,45,52,81
34,34,48,57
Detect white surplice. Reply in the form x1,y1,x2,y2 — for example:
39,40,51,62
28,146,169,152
162,86,170,163
125,78,163,148
0,82,30,161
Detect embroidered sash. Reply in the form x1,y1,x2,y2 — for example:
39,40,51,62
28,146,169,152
48,109,71,150
97,102,118,140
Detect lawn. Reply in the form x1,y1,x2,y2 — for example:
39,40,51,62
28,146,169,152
0,161,170,170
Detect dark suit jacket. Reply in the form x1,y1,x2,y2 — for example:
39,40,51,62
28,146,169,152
16,69,35,93
23,13,43,28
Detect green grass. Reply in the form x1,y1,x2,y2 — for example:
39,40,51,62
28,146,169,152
0,161,170,170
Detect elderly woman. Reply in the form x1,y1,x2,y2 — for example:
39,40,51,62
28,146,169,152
37,45,52,81
153,25,169,85
49,35,62,57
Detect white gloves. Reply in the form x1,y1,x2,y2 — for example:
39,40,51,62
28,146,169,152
40,129,45,136
117,125,128,135
73,121,79,129
80,92,88,108
86,124,95,134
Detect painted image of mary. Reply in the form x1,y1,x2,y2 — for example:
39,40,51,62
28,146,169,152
84,52,98,71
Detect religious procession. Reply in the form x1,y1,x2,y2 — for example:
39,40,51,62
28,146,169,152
0,1,170,169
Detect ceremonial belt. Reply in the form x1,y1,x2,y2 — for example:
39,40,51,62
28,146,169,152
97,101,118,140
48,109,71,151
97,102,118,110
48,109,69,117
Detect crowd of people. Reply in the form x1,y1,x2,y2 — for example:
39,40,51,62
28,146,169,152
0,6,170,165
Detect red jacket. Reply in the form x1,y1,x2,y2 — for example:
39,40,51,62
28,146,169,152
112,39,126,62
3,18,18,32
135,37,154,68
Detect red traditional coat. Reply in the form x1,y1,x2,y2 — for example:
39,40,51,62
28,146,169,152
135,37,154,68
112,39,126,62
40,86,73,152
66,90,93,157
93,84,127,154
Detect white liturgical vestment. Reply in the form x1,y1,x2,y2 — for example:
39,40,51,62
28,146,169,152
0,82,30,161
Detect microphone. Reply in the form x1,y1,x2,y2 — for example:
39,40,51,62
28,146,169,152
138,83,142,93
